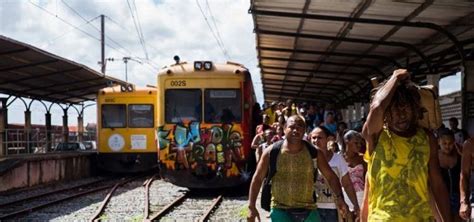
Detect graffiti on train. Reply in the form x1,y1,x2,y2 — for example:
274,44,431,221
158,122,245,177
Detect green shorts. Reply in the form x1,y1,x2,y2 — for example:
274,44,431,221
270,208,321,222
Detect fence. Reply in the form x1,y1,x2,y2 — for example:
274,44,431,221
4,129,96,155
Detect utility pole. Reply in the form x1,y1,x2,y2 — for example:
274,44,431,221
123,57,130,82
122,57,142,83
100,14,105,74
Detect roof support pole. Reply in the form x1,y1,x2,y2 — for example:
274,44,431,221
426,74,440,95
347,105,354,128
355,102,362,124
462,61,474,134
24,109,32,154
62,108,69,144
78,115,84,143
69,105,83,143
0,98,7,156
45,111,52,152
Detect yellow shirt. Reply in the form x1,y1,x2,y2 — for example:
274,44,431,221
271,147,317,209
365,128,433,221
264,108,276,125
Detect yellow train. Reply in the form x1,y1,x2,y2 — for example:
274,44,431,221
156,60,257,188
96,85,158,172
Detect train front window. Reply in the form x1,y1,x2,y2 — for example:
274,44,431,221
165,89,202,123
102,104,126,128
205,89,241,123
129,104,154,128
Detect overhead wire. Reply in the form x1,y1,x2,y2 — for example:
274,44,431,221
205,0,231,60
59,0,159,73
104,15,161,70
126,0,148,60
41,15,100,49
196,0,230,60
131,0,149,59
61,0,131,56
30,0,130,59
29,0,101,42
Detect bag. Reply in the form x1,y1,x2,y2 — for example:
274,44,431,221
260,141,282,211
260,177,272,211
260,140,317,211
417,85,442,129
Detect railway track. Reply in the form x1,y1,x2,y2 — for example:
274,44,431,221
0,177,120,220
148,191,223,221
89,174,150,221
1,175,239,221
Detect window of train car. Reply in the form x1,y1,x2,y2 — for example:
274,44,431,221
165,89,202,123
204,89,241,123
102,104,127,128
129,104,154,128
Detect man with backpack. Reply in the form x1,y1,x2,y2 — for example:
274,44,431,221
247,115,348,222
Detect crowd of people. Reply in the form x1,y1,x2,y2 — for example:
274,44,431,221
247,69,473,222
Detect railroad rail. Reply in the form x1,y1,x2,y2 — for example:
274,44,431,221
0,178,119,220
89,175,144,222
148,193,189,221
199,195,223,222
147,192,223,221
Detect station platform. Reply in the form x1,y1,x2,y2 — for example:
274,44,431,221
0,151,97,192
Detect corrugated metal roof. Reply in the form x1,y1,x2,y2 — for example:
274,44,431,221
0,35,128,104
250,0,474,106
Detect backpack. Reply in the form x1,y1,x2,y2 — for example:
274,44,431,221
260,140,318,211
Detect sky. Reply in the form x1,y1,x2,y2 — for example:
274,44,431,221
0,0,461,126
0,0,263,126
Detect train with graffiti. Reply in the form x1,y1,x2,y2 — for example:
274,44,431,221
156,60,257,188
96,85,159,172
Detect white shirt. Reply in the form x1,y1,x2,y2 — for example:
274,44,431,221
315,152,349,209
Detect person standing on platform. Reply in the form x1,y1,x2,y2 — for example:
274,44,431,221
264,101,278,126
459,138,474,220
247,115,348,222
361,69,451,222
449,117,469,148
310,126,360,221
438,129,463,221
343,130,366,217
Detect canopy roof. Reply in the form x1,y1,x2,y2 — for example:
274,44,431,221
250,0,474,105
0,35,128,104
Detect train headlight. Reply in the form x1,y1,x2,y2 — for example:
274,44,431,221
203,61,212,70
194,61,203,70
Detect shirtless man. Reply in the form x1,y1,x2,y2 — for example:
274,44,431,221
459,138,474,220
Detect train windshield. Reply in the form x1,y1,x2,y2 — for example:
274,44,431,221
102,104,126,128
165,89,202,123
204,89,241,123
129,104,154,128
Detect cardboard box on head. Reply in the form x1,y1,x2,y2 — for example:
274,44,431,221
370,76,442,130
417,85,442,129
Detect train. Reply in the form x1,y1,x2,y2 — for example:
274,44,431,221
97,60,258,188
96,85,159,172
